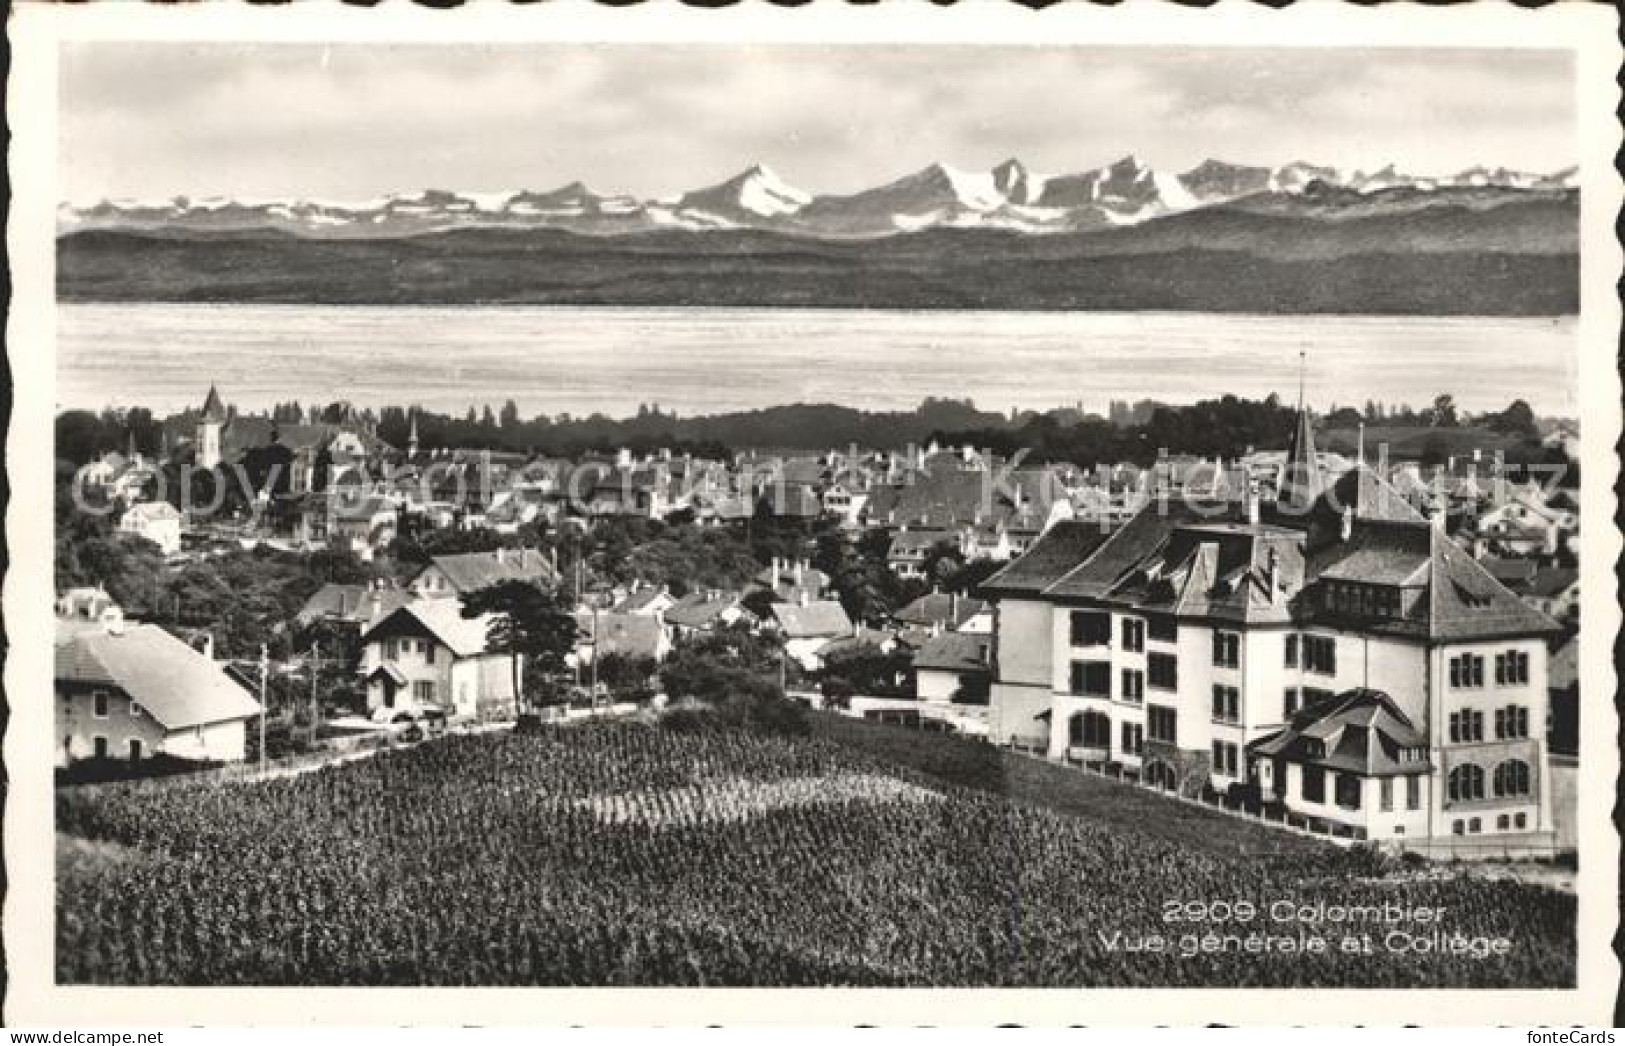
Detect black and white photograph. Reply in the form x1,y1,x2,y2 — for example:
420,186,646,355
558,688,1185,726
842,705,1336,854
6,0,1620,1027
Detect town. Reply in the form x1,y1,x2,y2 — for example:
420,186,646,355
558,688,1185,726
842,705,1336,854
54,380,1581,858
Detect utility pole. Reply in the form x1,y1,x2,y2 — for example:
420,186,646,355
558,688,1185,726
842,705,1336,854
589,597,600,710
258,643,269,773
308,639,321,748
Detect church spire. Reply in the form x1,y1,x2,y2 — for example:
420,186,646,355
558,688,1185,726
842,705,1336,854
407,408,420,457
199,383,227,424
1278,350,1323,511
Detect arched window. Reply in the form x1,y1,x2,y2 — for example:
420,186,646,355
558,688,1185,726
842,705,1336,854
1448,764,1485,802
1493,759,1531,798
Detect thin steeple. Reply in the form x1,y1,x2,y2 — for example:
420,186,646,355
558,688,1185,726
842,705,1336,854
1279,349,1323,511
199,384,228,424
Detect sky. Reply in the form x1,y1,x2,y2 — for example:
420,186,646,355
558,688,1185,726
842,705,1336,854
60,44,1577,204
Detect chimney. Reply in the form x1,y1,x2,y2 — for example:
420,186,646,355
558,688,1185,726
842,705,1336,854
1430,497,1448,533
370,591,382,622
200,630,214,659
1266,547,1280,605
794,560,805,585
1246,481,1260,526
949,592,959,625
1339,506,1353,542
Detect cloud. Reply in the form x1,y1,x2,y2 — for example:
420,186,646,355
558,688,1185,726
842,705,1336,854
59,43,1578,203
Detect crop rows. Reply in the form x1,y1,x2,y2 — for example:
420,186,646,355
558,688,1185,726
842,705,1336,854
57,722,1574,987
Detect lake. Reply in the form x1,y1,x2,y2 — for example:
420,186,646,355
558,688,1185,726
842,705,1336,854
55,305,1577,418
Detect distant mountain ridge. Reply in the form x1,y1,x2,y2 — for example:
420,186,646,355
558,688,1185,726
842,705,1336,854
60,155,1579,241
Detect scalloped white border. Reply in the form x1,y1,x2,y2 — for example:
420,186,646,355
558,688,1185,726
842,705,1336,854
6,0,1621,1027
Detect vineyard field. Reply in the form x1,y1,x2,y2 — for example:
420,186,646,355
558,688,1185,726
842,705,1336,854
57,721,1575,987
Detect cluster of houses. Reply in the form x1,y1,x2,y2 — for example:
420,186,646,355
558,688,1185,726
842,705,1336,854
61,385,1585,854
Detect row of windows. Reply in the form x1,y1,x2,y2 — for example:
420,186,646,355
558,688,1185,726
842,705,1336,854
1448,706,1532,743
1066,662,1160,703
1446,760,1532,801
1288,764,1422,812
1322,582,1405,619
1450,650,1532,689
384,637,438,663
1071,611,1177,649
1453,812,1530,835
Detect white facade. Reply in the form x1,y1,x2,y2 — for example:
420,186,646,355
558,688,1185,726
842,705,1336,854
1005,600,1553,842
118,502,183,555
56,686,249,767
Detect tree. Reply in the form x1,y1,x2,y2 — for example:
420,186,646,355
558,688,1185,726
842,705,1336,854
459,581,579,715
1487,399,1539,439
819,642,912,699
499,399,521,429
1430,394,1458,428
596,652,658,700
740,587,781,621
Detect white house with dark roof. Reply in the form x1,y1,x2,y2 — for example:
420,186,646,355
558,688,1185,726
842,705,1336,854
358,600,520,721
55,608,261,766
979,404,1562,846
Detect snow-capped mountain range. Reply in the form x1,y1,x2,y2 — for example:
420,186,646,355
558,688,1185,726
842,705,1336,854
61,156,1579,240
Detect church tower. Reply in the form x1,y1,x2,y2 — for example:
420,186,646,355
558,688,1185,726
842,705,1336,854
407,409,420,459
1277,351,1322,513
197,384,228,469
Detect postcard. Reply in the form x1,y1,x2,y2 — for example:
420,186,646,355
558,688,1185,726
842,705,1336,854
6,0,1621,1027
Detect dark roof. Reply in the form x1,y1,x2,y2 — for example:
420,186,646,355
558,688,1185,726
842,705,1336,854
1425,527,1562,640
418,549,556,594
1249,688,1430,777
1481,557,1539,587
1324,464,1428,524
199,385,228,424
981,495,1559,641
1527,567,1579,599
895,592,991,630
913,632,993,674
1278,406,1323,511
296,583,411,627
977,519,1115,596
